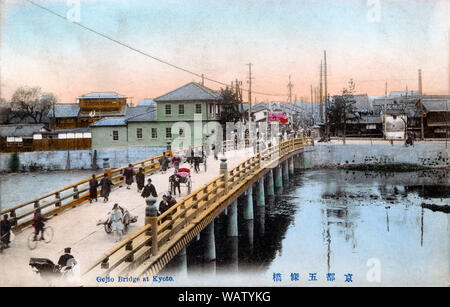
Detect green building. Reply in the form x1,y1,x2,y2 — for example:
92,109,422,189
91,82,223,150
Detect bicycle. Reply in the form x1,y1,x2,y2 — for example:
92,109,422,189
27,226,54,250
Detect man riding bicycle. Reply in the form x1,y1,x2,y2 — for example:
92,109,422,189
32,210,47,241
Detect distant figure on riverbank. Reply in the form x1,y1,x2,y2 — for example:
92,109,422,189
1,214,12,249
89,174,98,203
135,168,145,193
100,173,113,202
123,164,135,190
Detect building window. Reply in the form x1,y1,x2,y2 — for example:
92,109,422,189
166,127,172,138
151,128,157,139
113,130,119,141
195,104,202,114
136,128,143,139
179,128,184,136
165,104,171,115
179,104,184,115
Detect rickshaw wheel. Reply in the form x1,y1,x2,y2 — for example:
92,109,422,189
104,223,112,234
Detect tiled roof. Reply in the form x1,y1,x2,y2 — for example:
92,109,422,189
79,92,125,99
126,106,157,122
423,99,450,112
90,117,127,127
138,99,155,107
155,82,220,102
48,104,80,118
0,124,48,137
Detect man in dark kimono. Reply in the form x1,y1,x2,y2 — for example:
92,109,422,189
135,168,145,193
58,247,76,268
100,173,113,203
1,214,12,248
89,174,98,203
169,170,181,196
123,164,135,190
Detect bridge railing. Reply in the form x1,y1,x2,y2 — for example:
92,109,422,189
83,137,310,278
0,142,223,230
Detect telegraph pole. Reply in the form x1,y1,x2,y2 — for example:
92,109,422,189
418,69,424,140
247,63,253,125
324,50,329,139
287,75,294,103
384,82,387,139
201,74,205,86
319,61,323,122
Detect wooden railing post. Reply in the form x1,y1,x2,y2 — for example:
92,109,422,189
73,186,79,200
145,196,159,256
220,158,228,194
55,192,61,207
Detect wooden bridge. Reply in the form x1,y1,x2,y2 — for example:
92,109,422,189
82,137,310,281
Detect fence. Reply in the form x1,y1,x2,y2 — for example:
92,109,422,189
0,140,247,230
0,138,92,153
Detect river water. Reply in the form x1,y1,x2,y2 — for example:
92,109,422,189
0,170,95,211
173,169,449,286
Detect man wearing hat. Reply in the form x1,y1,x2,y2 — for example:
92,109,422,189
58,247,75,268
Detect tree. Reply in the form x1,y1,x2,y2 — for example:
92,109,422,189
219,88,242,126
8,152,21,172
10,87,57,124
328,79,358,144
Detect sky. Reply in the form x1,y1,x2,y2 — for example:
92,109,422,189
0,0,449,104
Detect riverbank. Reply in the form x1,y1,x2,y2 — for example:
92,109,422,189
300,141,450,169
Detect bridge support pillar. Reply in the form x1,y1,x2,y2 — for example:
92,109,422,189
204,220,216,262
243,185,253,220
170,247,187,279
289,157,295,176
266,169,275,196
283,160,289,182
227,200,238,237
275,165,283,189
257,178,265,207
256,204,265,236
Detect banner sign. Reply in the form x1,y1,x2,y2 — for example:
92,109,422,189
268,112,289,124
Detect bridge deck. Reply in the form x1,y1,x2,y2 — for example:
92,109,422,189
0,147,255,286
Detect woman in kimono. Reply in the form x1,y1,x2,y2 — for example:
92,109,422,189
172,155,181,171
89,174,98,203
123,164,135,190
110,204,124,242
135,168,145,193
100,173,113,202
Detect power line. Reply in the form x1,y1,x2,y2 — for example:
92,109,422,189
24,0,284,97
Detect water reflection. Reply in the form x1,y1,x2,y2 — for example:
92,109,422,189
173,169,449,286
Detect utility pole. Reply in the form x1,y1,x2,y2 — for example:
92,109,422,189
247,63,253,126
287,75,294,103
324,50,329,139
201,74,205,86
384,82,387,139
319,61,323,122
418,69,424,140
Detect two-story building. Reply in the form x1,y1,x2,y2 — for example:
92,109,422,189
90,82,223,150
49,92,128,130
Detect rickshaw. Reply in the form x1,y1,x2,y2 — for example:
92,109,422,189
171,168,192,194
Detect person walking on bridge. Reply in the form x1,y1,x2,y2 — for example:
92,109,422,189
110,204,124,242
123,164,135,190
89,174,99,203
32,209,47,241
135,167,145,193
141,178,158,201
100,173,113,203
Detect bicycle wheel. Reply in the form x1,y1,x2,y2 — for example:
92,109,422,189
43,226,54,243
27,232,38,250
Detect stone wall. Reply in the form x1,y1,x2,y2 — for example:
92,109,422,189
299,141,450,169
0,146,166,171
